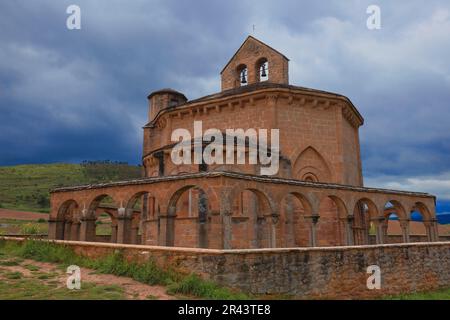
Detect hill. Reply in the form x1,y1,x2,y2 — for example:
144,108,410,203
0,162,142,213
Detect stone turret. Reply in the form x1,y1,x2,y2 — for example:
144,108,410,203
147,88,187,121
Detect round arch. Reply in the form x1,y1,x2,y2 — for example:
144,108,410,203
125,191,159,245
165,184,211,248
56,199,79,240
278,191,314,247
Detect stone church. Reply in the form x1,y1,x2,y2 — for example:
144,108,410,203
49,36,439,249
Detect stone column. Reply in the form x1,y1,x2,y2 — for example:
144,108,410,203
158,206,176,246
432,218,439,241
344,216,354,246
371,217,385,245
70,222,80,241
158,215,168,246
116,208,133,244
110,221,118,243
130,226,139,244
424,219,438,242
267,214,279,248
399,218,410,243
63,221,72,240
79,216,96,242
305,215,319,247
222,211,232,249
48,218,63,239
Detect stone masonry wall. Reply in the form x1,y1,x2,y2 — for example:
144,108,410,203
3,237,449,299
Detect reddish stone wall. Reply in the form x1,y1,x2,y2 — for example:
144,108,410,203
143,92,362,185
3,237,449,299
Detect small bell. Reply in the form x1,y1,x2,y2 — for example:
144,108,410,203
240,70,247,84
261,63,267,77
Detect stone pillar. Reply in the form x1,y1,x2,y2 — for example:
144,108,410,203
399,218,410,243
110,222,118,243
158,215,168,246
159,206,176,246
267,214,279,248
48,218,63,239
130,226,139,244
344,216,354,246
432,218,439,241
371,217,385,245
63,221,72,240
79,217,96,242
424,219,438,242
70,222,80,241
222,212,232,249
116,208,133,244
305,215,319,247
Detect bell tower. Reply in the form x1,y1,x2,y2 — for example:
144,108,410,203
220,36,289,91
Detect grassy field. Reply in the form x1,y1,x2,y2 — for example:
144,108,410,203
0,252,126,299
0,162,141,213
0,239,250,300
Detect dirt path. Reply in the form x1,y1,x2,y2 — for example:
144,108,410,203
0,209,48,221
0,258,175,300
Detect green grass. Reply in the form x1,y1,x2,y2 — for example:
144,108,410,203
0,277,125,300
0,163,141,213
383,288,450,300
167,274,248,299
23,264,40,271
0,239,250,300
0,219,48,235
4,271,23,279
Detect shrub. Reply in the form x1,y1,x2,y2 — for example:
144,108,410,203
20,223,40,235
167,274,248,300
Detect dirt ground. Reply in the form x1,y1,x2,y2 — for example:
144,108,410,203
0,209,49,221
0,257,175,300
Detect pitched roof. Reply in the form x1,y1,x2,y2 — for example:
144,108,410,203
220,35,290,74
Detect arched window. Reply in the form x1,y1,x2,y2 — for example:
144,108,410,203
257,58,269,82
237,64,248,86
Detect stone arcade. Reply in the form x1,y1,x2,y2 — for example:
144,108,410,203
48,36,439,248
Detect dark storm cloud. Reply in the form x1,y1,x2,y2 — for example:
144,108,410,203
1,1,450,202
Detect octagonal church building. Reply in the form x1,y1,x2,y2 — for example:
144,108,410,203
49,36,439,249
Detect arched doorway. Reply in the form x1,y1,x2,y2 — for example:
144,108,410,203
166,186,210,248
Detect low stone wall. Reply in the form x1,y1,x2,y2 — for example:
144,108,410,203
1,237,449,299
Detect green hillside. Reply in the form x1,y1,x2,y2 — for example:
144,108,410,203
0,162,142,213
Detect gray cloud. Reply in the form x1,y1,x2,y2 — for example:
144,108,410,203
0,0,450,204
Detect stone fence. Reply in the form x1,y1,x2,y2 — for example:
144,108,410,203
1,237,449,299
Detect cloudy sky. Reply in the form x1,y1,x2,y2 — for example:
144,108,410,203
0,0,449,212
